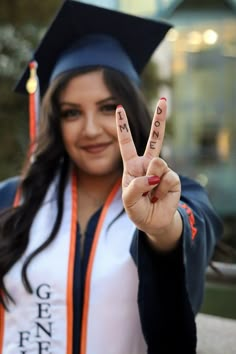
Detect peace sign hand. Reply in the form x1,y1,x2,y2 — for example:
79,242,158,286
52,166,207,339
116,98,182,251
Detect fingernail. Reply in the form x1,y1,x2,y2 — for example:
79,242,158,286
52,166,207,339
148,176,161,186
142,191,149,196
116,104,123,109
151,196,159,203
160,97,167,101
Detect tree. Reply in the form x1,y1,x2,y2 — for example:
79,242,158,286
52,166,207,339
0,0,62,179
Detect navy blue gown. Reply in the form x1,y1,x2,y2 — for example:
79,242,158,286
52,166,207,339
0,175,223,354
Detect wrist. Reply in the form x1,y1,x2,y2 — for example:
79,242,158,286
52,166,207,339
146,210,183,252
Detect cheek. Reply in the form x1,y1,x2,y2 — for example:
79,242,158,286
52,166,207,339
106,120,118,140
61,122,77,143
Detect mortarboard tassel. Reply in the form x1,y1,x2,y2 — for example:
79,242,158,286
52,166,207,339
12,61,40,205
25,61,40,155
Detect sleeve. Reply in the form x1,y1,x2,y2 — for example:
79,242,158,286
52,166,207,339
177,175,223,313
0,176,19,210
130,175,223,354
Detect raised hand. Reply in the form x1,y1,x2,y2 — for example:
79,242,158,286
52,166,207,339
116,98,182,251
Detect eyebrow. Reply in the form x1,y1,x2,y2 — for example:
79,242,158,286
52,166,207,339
59,96,116,107
96,96,116,105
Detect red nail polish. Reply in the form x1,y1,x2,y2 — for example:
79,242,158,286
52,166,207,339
142,191,149,196
160,97,166,101
148,176,161,186
151,196,159,203
116,104,123,109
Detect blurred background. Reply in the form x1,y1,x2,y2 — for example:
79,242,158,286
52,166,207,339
0,0,236,322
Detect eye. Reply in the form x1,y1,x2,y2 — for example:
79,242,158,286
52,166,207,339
100,103,117,114
60,108,81,120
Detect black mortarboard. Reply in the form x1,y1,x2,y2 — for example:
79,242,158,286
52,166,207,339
15,0,172,95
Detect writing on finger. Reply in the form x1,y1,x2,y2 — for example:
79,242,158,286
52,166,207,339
149,102,165,150
150,119,161,149
116,105,137,163
117,109,129,133
144,97,167,158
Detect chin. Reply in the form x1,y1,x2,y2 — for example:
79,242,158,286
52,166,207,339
86,168,118,177
77,163,122,178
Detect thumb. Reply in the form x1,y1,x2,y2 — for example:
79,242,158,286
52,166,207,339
123,175,160,207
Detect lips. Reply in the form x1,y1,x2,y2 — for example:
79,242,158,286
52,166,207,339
81,142,111,154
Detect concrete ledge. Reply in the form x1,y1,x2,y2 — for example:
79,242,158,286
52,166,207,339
196,313,236,354
206,261,236,285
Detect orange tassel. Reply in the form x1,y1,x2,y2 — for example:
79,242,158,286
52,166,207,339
26,61,39,152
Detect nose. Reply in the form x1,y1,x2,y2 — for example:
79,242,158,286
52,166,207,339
82,113,102,137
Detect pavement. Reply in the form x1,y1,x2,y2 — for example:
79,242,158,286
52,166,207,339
196,313,236,354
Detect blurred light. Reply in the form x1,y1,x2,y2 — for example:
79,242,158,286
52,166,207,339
196,174,209,187
203,29,218,45
162,0,173,6
167,28,179,42
161,144,172,160
187,31,202,46
0,54,8,68
217,129,230,160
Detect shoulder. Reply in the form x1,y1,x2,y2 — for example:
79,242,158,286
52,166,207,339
179,175,203,190
179,174,210,203
0,176,20,210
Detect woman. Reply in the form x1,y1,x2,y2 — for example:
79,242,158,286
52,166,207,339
0,1,223,353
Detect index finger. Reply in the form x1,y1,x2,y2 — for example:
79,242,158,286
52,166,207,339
144,97,167,159
116,105,137,164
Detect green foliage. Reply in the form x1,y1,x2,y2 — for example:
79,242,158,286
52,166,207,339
0,78,28,180
0,1,64,180
0,0,62,25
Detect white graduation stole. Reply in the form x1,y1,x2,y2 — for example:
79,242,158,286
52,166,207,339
0,173,147,354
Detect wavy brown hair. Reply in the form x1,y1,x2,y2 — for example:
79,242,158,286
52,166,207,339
0,67,152,307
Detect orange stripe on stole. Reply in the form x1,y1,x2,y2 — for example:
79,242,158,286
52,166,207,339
66,171,78,354
80,179,121,354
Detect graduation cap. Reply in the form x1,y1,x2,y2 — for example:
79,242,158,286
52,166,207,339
15,0,173,95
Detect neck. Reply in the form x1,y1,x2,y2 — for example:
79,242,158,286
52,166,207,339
77,170,122,205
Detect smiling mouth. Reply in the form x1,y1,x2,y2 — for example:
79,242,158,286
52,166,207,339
81,143,111,153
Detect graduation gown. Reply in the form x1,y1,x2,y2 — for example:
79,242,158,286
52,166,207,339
0,175,223,354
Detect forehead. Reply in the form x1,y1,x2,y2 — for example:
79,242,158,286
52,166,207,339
59,69,112,101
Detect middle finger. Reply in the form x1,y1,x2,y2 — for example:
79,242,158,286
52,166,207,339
144,97,167,160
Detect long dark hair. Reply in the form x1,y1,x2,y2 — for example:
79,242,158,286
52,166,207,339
0,67,152,307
